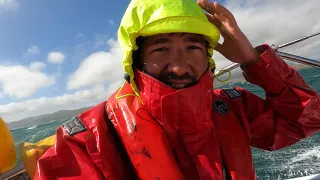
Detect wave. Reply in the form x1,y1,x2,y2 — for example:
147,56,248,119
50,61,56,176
47,119,60,124
289,146,320,164
11,127,21,131
27,125,38,130
311,74,320,79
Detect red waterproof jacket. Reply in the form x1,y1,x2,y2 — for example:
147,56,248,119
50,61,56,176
35,45,320,180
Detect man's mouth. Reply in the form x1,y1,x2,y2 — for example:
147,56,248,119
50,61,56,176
170,83,187,89
158,72,197,89
167,79,193,89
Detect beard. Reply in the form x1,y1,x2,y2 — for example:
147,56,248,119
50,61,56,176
158,72,197,89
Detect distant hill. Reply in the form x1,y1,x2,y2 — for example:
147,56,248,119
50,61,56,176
7,107,91,130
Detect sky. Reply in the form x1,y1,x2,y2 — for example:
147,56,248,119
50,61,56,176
0,0,320,123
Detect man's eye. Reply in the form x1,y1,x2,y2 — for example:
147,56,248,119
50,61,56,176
188,46,201,50
153,47,168,52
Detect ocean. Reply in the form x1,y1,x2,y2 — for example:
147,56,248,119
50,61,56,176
10,67,320,180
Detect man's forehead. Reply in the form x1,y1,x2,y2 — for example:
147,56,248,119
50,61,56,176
143,33,206,45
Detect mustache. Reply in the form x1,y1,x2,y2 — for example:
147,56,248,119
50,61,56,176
159,72,197,86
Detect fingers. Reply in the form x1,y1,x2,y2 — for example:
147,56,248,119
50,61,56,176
197,1,224,23
205,13,222,29
213,12,226,25
214,43,223,53
197,0,215,14
207,12,231,38
213,2,237,24
198,1,236,24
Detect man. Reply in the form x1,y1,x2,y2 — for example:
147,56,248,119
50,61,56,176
35,0,320,179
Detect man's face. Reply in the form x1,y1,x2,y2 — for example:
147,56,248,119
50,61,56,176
139,33,209,89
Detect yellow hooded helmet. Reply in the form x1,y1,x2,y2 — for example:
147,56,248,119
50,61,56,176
118,0,220,95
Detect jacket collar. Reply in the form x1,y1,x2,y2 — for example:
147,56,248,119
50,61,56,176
134,69,214,128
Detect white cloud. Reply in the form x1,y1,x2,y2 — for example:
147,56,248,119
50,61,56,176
0,39,124,122
0,63,55,98
48,52,65,64
67,39,123,90
23,45,40,57
29,61,46,71
52,72,62,78
311,21,320,34
0,0,19,11
108,20,114,25
94,34,109,49
75,33,86,39
212,0,320,77
0,82,122,122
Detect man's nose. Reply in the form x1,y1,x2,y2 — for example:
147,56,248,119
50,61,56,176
167,49,190,76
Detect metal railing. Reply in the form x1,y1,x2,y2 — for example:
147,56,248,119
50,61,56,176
214,32,320,77
0,165,28,180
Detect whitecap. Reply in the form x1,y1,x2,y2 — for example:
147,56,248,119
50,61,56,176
27,125,37,130
290,146,320,164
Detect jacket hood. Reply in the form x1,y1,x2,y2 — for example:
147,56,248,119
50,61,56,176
118,0,220,96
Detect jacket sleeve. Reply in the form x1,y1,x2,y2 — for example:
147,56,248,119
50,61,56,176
34,102,131,180
34,126,105,180
222,45,320,151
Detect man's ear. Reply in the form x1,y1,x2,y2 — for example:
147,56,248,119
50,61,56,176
132,36,145,70
132,49,142,70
